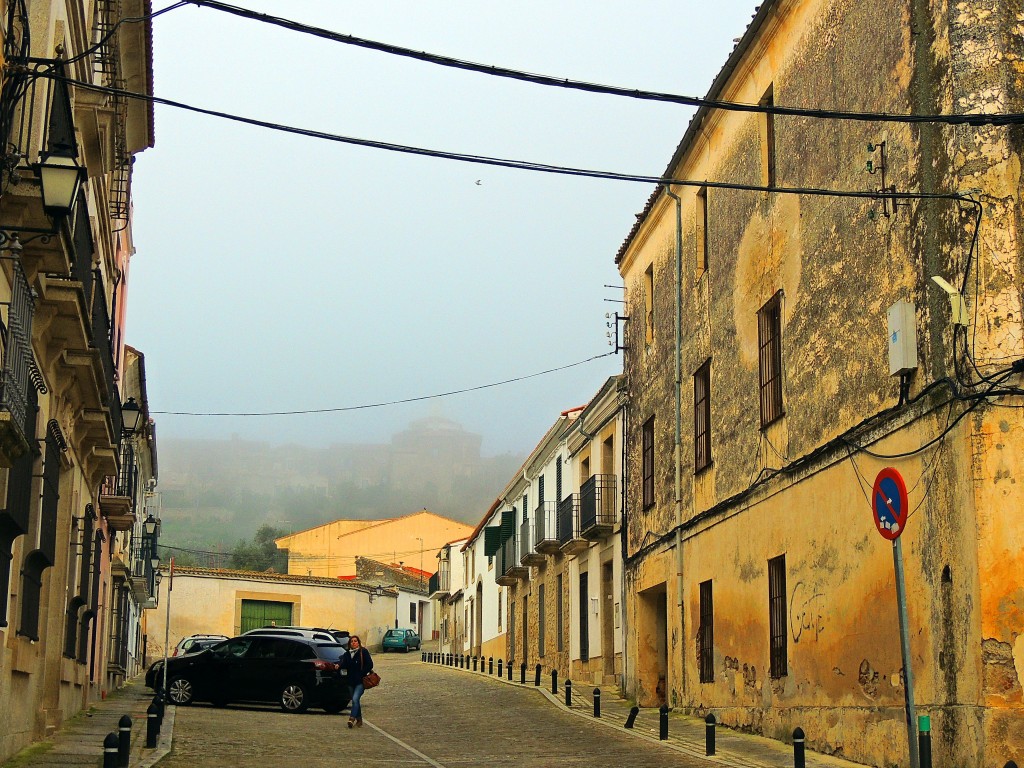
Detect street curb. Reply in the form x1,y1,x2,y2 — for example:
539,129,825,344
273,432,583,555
134,703,175,768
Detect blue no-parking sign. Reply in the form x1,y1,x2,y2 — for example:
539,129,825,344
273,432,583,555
872,467,908,540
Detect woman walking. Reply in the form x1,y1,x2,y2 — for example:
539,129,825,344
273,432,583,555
342,635,373,728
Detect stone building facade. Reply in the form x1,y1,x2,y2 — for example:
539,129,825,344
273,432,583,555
0,0,159,761
616,1,1024,766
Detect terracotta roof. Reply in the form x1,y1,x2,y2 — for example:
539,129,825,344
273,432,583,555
165,565,373,590
614,2,775,265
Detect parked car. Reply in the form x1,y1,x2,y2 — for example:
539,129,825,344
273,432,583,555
173,634,229,657
243,626,350,647
381,628,421,652
157,635,352,713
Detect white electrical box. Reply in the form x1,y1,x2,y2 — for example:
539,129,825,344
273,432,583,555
888,299,918,376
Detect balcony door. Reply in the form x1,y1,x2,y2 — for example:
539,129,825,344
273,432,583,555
579,571,589,662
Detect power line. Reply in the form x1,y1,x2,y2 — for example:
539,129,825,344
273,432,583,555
182,0,1024,127
40,73,987,209
151,351,615,416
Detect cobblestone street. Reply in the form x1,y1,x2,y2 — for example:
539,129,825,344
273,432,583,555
155,651,711,768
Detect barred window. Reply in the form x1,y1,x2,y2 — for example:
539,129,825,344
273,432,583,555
642,416,655,508
694,359,712,472
538,583,546,658
696,186,708,274
768,554,788,678
757,292,784,427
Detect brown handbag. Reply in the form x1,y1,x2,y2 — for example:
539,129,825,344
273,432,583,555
362,671,381,689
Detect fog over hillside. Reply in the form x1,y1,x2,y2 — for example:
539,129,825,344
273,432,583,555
157,416,525,554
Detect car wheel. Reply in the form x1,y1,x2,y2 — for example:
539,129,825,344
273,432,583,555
402,644,409,653
167,677,194,706
280,682,310,713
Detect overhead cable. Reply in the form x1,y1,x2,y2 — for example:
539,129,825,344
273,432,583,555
182,0,1024,127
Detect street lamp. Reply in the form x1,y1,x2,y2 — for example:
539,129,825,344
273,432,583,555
35,149,84,220
122,397,144,435
143,514,158,537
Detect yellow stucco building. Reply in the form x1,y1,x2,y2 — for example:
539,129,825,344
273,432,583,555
617,1,1024,766
276,510,473,580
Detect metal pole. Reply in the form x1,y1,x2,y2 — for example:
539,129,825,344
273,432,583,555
161,558,173,702
894,538,920,768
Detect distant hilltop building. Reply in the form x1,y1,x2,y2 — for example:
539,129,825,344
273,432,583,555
275,510,474,580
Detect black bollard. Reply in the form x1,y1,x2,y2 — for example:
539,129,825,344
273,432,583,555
497,658,503,678
793,727,806,768
534,664,542,686
565,680,572,707
1005,762,1019,768
551,669,558,694
152,694,164,725
705,713,716,756
488,656,494,675
625,706,639,729
507,660,513,681
146,702,160,749
593,688,601,718
473,656,478,672
421,651,426,662
117,715,131,767
521,663,527,684
103,732,119,768
919,716,932,768
659,705,669,740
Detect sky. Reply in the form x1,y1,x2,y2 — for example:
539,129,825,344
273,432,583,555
127,0,761,456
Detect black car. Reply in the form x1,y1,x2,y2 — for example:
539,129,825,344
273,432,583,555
156,635,352,713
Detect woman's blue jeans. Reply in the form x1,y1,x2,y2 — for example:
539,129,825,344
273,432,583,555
350,683,365,720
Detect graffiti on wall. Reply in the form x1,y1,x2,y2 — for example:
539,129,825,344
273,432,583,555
790,580,826,643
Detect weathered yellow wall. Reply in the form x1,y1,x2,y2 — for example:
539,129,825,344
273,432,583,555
618,0,1024,764
279,511,473,579
145,570,397,653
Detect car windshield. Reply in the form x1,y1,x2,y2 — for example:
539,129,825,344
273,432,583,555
384,630,404,638
315,643,348,662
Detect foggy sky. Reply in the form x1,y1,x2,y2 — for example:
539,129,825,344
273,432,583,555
127,1,760,456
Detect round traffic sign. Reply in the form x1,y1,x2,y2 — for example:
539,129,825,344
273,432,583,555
872,467,908,540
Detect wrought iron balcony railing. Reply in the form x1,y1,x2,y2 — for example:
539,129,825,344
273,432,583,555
557,494,589,555
519,515,545,566
428,570,450,598
534,500,560,554
0,259,43,460
579,474,617,539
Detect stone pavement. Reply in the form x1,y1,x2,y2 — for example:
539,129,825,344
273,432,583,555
0,678,172,768
420,653,870,768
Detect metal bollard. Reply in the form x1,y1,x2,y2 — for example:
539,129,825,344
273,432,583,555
593,688,601,718
534,664,542,686
1005,762,1019,768
521,663,527,684
625,705,639,729
421,651,426,662
919,715,932,768
659,705,669,740
103,732,119,768
152,694,164,726
473,656,478,672
488,656,494,675
705,713,716,756
793,727,806,768
497,658,503,678
117,715,131,767
565,680,572,707
507,660,512,681
146,702,160,749
551,668,558,694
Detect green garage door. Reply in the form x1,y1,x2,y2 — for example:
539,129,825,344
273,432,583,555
239,599,293,633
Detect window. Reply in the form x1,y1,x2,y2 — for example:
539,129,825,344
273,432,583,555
699,580,714,682
769,555,787,678
694,359,712,472
410,603,417,623
538,583,546,657
759,85,776,187
696,186,708,274
757,292,784,427
538,475,545,505
644,263,655,344
497,588,503,629
556,574,564,652
556,458,563,502
642,416,655,509
522,494,528,523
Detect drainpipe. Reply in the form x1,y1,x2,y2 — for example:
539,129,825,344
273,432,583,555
664,183,685,700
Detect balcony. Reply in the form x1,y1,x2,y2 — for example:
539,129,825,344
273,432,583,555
428,570,450,599
0,259,43,467
519,516,545,567
557,494,590,556
580,474,617,540
495,534,528,586
99,442,136,531
534,501,560,554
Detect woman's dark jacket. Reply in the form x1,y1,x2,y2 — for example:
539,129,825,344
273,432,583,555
342,647,374,683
